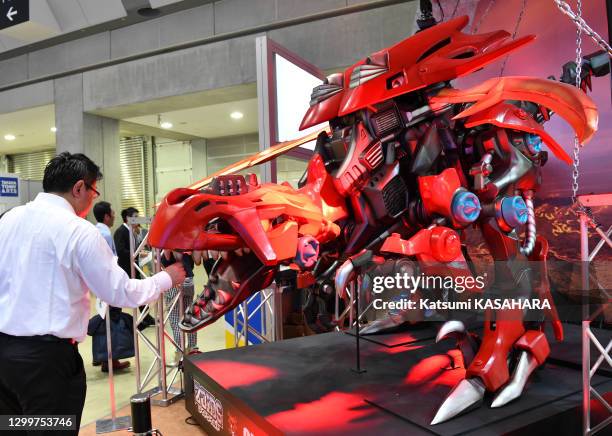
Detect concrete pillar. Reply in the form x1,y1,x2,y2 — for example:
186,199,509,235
54,74,122,226
191,138,208,181
0,155,8,173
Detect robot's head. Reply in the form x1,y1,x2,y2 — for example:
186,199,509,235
300,15,534,131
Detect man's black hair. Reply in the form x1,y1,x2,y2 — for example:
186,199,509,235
93,201,112,223
121,207,139,223
43,152,102,194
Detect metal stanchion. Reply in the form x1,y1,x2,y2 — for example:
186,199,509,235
233,286,281,346
578,194,612,435
129,217,184,408
95,306,131,433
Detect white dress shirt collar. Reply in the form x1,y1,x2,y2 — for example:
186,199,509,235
34,192,76,215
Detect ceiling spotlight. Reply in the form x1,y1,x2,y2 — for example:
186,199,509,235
4,134,16,141
158,114,173,129
50,127,57,133
230,111,244,120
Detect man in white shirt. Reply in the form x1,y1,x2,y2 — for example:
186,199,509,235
0,152,185,433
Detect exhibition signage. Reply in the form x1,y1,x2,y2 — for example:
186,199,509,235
0,0,29,30
185,359,282,436
0,176,18,197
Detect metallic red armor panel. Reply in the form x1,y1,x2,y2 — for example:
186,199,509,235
380,228,462,263
332,122,379,195
431,76,598,146
466,313,525,392
300,16,535,130
463,102,572,164
418,168,463,226
515,330,551,366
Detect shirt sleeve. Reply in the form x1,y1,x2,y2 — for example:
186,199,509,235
75,226,173,307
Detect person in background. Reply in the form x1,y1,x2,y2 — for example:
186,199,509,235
92,201,130,372
161,250,201,364
114,207,156,328
0,152,185,432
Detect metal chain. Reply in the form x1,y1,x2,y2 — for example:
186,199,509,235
435,0,445,22
499,0,528,76
571,0,583,209
553,0,612,55
472,0,496,34
450,0,460,19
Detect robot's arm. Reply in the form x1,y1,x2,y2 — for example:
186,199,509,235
557,50,611,93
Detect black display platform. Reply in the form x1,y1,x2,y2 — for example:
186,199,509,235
184,323,611,436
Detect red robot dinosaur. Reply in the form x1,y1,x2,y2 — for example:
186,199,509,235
148,16,606,424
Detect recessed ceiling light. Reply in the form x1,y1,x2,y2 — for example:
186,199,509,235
230,111,244,120
4,134,16,141
50,127,57,132
160,121,173,129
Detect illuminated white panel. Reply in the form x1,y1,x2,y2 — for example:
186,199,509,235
274,54,325,150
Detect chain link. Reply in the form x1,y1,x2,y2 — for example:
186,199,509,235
472,0,496,34
500,0,528,76
553,0,612,55
450,0,460,19
570,0,583,210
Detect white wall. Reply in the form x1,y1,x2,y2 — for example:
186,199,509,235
154,137,193,201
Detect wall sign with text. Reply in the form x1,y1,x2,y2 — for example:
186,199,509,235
0,177,19,197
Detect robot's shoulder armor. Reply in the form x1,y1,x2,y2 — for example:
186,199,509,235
431,77,598,164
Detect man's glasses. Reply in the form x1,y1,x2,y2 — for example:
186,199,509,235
85,183,100,198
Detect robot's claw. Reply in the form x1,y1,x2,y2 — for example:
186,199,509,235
436,320,478,368
490,351,538,408
431,378,485,425
334,258,354,300
436,320,466,343
360,315,404,335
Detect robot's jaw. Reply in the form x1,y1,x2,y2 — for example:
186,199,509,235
179,250,276,333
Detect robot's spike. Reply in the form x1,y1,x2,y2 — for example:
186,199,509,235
431,378,485,425
491,351,538,408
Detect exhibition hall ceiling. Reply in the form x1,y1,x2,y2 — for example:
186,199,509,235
125,98,259,139
0,95,259,155
0,0,211,55
0,104,55,154
0,0,126,51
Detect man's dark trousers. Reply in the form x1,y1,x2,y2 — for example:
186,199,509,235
0,333,86,435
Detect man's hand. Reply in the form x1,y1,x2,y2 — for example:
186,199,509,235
164,263,186,287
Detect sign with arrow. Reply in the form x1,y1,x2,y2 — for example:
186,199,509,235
0,0,29,31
